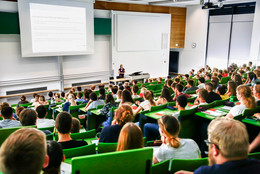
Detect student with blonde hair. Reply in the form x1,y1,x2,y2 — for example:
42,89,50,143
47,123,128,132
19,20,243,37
226,85,256,119
134,90,156,115
62,93,77,112
225,81,237,97
117,122,144,151
99,104,134,143
153,115,200,164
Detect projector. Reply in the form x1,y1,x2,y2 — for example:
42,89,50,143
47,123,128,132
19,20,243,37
202,2,215,9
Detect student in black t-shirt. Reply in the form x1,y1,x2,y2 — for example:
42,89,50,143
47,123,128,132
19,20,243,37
56,112,87,149
205,82,221,103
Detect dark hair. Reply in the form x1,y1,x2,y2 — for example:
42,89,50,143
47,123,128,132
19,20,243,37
206,74,212,79
198,77,205,83
1,107,13,119
71,118,80,133
233,74,243,86
205,82,214,91
176,84,184,93
43,141,63,174
112,86,118,95
217,85,227,95
167,79,173,87
48,92,53,98
125,86,131,93
121,90,134,104
198,89,208,101
33,93,38,98
99,88,105,96
187,79,194,87
184,74,189,78
20,95,26,102
20,109,37,126
211,80,219,90
90,92,98,101
176,95,187,108
132,85,139,94
36,105,47,119
160,88,172,102
84,89,92,99
248,72,257,81
61,92,65,98
77,86,82,92
105,94,115,104
55,112,72,134
77,92,83,99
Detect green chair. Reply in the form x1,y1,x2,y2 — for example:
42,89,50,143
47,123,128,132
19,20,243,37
200,102,215,109
97,143,118,153
248,152,260,160
71,148,153,174
178,107,198,139
19,102,33,108
0,126,36,146
187,97,196,103
54,129,96,141
134,97,143,102
96,104,104,109
220,76,230,84
38,126,54,132
242,106,260,118
185,91,197,94
214,99,229,107
171,158,209,173
69,104,87,125
167,102,176,107
46,133,53,140
63,144,96,164
152,160,170,174
150,104,167,111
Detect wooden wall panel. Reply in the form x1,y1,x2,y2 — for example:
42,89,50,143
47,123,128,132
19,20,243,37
94,1,186,48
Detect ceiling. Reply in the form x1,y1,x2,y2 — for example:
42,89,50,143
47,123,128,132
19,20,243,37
97,0,256,7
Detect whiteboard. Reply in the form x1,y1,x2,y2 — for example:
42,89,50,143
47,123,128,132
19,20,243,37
116,14,161,52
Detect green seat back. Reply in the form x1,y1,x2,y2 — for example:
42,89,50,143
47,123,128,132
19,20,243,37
98,143,118,153
20,102,33,108
229,95,238,102
134,97,143,102
187,97,196,103
201,102,215,109
151,160,170,174
171,158,208,173
54,129,96,141
0,126,36,146
214,100,226,107
178,107,198,139
185,91,196,94
242,106,260,117
63,144,96,159
69,104,86,122
96,105,104,109
167,102,176,107
248,152,260,160
71,148,153,174
150,104,167,112
220,76,230,84
38,126,54,132
46,133,54,140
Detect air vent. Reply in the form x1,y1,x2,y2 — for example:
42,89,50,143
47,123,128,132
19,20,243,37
72,80,102,87
6,87,48,95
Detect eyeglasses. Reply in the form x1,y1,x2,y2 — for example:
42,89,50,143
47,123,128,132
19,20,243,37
204,139,220,150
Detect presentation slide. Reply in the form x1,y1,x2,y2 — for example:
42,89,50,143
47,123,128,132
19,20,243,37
30,3,87,53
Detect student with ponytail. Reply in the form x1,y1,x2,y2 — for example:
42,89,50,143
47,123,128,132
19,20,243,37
153,115,200,164
226,85,256,119
134,90,156,115
99,104,134,143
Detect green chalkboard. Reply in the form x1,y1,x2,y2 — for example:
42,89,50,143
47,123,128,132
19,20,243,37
0,12,111,35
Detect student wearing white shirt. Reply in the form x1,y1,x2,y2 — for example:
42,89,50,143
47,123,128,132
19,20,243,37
226,85,256,119
197,77,205,89
36,105,55,128
134,90,156,115
132,85,139,99
192,89,208,108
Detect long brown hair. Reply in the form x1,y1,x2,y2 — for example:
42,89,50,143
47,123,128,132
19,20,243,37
117,123,144,151
115,105,134,126
143,90,156,106
158,115,180,148
237,85,256,109
227,81,237,96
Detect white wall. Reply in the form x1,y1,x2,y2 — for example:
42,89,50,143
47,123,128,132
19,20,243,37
178,5,209,74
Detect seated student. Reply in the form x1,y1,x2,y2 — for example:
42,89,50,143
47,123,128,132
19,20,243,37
183,74,190,82
82,89,92,104
176,118,260,174
71,118,81,133
62,93,78,112
101,94,118,127
139,87,147,98
233,74,243,86
47,92,55,102
193,89,208,107
43,140,64,174
30,93,38,103
205,82,222,103
132,85,139,99
116,90,123,102
98,88,106,100
205,74,212,81
253,84,260,106
17,95,29,107
156,87,173,105
132,80,138,86
198,77,206,89
184,79,198,93
153,115,200,164
173,84,190,101
120,90,135,107
0,102,17,120
112,86,119,99
77,86,82,93
107,84,113,93
36,105,55,128
134,90,156,115
166,79,174,96
226,85,256,119
144,95,187,141
20,109,51,135
99,105,134,143
245,72,257,85
216,85,229,100
35,95,49,108
117,122,144,151
84,92,105,111
0,128,49,174
0,106,21,128
75,92,84,103
54,92,62,103
56,112,87,149
61,91,65,99
15,106,24,120
225,81,237,97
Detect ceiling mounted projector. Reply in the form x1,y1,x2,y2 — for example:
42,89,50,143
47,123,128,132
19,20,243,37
202,0,224,10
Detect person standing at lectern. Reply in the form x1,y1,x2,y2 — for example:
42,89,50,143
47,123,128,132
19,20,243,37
118,64,125,78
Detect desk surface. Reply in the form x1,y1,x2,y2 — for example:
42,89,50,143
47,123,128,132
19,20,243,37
195,105,229,120
242,118,260,127
145,108,178,120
